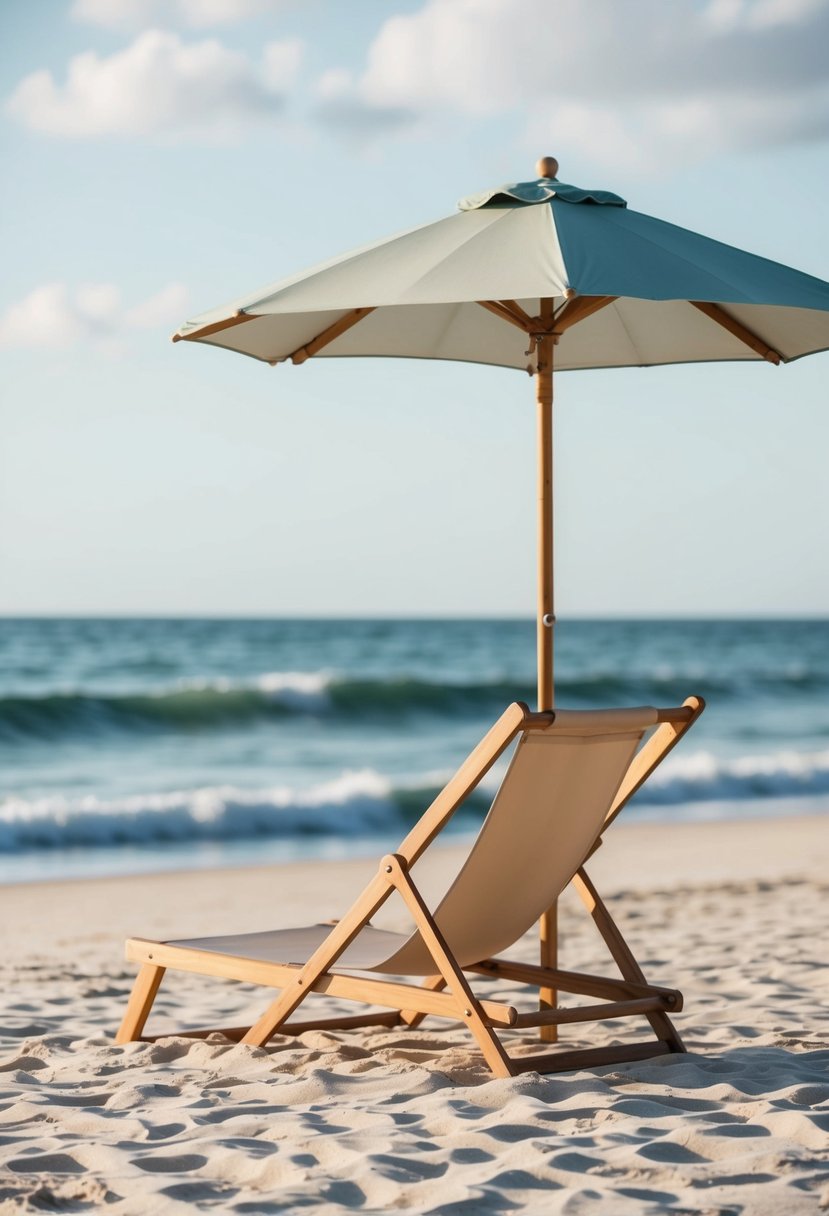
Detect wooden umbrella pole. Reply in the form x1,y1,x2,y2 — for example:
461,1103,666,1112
536,299,558,1040
536,322,555,712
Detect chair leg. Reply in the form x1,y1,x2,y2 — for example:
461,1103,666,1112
241,868,396,1047
384,855,515,1078
539,900,558,1043
115,964,165,1044
573,867,685,1052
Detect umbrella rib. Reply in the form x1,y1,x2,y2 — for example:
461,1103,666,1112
289,307,376,365
477,300,534,333
478,296,619,344
499,300,536,329
173,310,256,344
690,302,782,365
553,295,617,333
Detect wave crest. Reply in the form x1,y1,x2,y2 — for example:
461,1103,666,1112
2,748,829,853
0,770,398,852
4,664,818,741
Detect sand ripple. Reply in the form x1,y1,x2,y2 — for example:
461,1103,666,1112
1,875,827,1214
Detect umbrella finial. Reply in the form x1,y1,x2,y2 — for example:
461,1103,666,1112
536,156,559,180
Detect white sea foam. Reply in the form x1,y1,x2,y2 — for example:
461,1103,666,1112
3,747,829,854
254,670,333,710
0,769,394,852
171,670,334,711
639,746,829,803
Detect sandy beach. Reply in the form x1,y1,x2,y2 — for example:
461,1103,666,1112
1,814,827,1214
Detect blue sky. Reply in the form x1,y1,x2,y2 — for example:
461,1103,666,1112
1,0,828,616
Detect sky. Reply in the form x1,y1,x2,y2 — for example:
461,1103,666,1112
1,0,828,618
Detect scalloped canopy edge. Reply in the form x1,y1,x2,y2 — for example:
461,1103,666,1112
458,177,627,211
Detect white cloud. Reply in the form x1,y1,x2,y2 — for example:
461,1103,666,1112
124,282,189,329
0,281,188,350
70,0,286,30
261,39,303,92
316,68,353,103
319,0,829,166
6,30,303,139
312,68,417,141
703,0,827,29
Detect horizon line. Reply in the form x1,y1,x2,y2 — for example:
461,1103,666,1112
2,612,828,623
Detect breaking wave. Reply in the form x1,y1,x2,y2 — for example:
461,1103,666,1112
2,748,828,853
2,664,826,742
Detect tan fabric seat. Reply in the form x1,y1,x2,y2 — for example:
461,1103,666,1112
171,924,410,972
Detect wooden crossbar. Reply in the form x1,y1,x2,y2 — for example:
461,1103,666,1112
469,959,681,1007
511,996,669,1030
126,937,518,1027
141,1011,401,1043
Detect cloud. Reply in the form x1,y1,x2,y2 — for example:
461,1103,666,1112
124,282,189,329
70,0,287,30
318,0,829,165
313,69,416,141
6,29,303,139
0,281,188,350
703,0,827,30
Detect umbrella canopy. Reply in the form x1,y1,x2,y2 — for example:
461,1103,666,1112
175,164,829,373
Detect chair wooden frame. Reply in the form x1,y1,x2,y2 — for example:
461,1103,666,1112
117,696,704,1078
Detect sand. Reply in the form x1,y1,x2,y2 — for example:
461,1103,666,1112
1,815,827,1214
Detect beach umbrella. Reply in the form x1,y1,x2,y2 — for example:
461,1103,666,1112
173,156,829,712
172,157,829,1014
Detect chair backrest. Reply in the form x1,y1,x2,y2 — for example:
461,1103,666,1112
376,707,660,976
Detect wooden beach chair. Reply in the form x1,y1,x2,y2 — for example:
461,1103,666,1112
116,697,703,1078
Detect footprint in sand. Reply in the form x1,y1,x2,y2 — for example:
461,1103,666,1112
161,1180,239,1203
636,1141,707,1163
132,1153,207,1172
7,1152,85,1174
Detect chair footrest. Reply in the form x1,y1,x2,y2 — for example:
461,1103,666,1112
511,1040,676,1074
511,995,670,1029
472,958,681,1005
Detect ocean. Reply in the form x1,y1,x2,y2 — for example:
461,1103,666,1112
1,617,827,884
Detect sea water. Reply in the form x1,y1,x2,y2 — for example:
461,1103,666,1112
1,617,827,883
